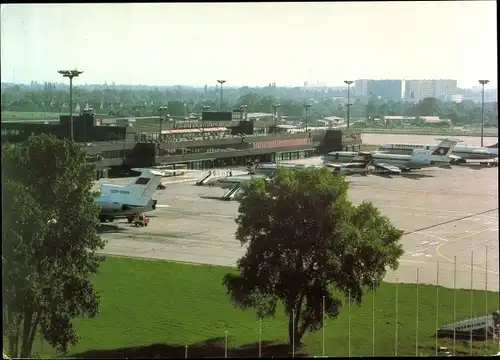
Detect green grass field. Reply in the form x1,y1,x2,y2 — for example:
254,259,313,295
23,256,499,358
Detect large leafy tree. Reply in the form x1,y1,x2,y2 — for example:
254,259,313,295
223,167,404,346
2,134,106,358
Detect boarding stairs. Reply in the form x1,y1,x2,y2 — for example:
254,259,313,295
221,184,240,201
437,311,500,339
196,172,215,186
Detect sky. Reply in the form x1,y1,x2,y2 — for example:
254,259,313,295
1,2,497,88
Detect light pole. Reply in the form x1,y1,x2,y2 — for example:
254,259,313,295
273,103,281,126
202,105,210,137
240,105,248,121
303,103,312,132
158,106,168,142
217,79,226,111
58,69,83,140
478,80,489,147
344,80,354,128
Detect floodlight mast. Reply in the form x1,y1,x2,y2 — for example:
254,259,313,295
478,80,489,147
58,69,84,141
344,80,354,129
217,80,226,111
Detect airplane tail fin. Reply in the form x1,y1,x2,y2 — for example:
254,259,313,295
126,168,165,199
431,138,460,156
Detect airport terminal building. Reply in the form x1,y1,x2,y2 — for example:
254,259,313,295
1,110,362,179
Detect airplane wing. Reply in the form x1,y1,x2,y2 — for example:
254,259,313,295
374,162,402,174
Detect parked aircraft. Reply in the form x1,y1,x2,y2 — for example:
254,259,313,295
210,174,267,189
96,168,165,223
328,153,401,176
323,138,458,172
250,163,319,177
378,140,498,165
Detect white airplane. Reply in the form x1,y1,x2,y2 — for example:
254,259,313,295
250,163,319,177
329,153,401,176
323,138,458,172
96,168,165,223
378,140,498,165
210,174,268,189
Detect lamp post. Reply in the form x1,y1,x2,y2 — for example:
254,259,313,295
158,106,168,142
202,105,211,138
58,69,83,140
217,79,226,111
344,80,354,128
478,80,489,147
273,103,281,126
303,103,312,132
240,105,248,121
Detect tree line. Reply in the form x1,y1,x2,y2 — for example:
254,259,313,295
1,84,498,125
3,134,404,357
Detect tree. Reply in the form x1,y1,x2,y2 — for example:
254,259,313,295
223,167,404,346
2,134,107,358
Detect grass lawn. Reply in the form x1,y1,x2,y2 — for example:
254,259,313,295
27,256,499,358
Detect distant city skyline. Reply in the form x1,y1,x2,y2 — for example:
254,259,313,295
6,78,496,91
1,2,497,88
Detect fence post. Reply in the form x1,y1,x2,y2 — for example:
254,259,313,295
372,280,376,357
259,318,262,358
435,262,440,356
348,290,351,357
416,268,420,356
395,279,399,356
453,256,457,356
322,296,325,357
469,251,474,355
225,331,228,359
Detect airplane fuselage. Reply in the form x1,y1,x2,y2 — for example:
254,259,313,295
323,151,443,169
379,144,498,161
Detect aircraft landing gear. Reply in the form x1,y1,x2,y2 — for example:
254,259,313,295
99,215,115,223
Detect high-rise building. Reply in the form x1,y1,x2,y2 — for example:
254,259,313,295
404,79,458,101
366,79,405,100
354,79,370,96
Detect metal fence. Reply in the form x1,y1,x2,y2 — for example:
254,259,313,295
173,250,500,358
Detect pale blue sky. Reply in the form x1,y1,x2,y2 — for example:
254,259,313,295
1,2,497,88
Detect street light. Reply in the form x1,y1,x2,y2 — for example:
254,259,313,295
273,104,281,126
58,69,83,140
303,103,312,132
217,79,226,111
344,80,354,129
240,105,248,121
158,106,168,142
478,80,489,147
202,105,211,137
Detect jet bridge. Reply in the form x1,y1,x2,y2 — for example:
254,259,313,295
221,184,241,201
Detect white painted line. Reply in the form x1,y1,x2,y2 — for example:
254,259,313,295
155,204,171,208
423,233,450,242
400,259,426,264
